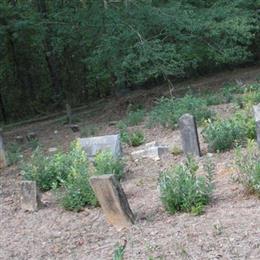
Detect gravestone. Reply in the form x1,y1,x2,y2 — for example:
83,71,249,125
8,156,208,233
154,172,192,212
253,104,260,146
21,181,41,211
90,174,135,230
0,129,7,169
79,134,122,160
179,114,201,157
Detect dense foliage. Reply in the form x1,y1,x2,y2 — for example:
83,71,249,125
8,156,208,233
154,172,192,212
159,157,214,215
0,0,259,121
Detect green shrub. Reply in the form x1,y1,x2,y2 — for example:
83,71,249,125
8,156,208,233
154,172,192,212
127,131,145,147
21,148,60,191
149,95,212,129
235,141,260,197
124,109,145,126
6,143,23,165
58,168,97,211
159,157,214,215
117,122,145,147
94,151,124,180
203,109,255,152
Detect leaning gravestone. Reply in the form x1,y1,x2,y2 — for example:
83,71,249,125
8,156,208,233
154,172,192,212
0,129,7,169
179,114,201,157
253,104,260,147
90,174,135,230
79,134,122,160
21,181,41,212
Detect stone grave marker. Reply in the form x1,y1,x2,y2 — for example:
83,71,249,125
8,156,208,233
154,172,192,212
21,181,41,211
0,129,7,169
90,174,135,230
79,134,122,160
179,114,201,157
253,104,260,147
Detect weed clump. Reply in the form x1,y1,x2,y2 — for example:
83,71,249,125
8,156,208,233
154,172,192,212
234,141,260,197
159,157,214,215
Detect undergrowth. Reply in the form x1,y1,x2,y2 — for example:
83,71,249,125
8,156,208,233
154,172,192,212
159,157,214,215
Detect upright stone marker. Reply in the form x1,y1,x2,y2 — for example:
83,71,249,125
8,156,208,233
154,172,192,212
0,129,7,169
79,134,122,160
21,181,41,212
90,174,135,230
253,104,260,147
179,114,201,157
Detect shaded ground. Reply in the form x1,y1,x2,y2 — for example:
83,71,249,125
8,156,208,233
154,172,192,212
1,68,260,260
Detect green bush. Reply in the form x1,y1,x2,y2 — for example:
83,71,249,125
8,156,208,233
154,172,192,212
94,151,124,180
149,95,212,129
7,143,23,165
159,157,214,215
21,148,61,191
124,109,145,126
118,122,145,147
80,124,98,137
21,141,90,193
203,109,255,152
235,141,260,197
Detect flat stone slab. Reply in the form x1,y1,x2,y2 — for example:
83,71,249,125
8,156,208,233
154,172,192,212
21,181,41,212
90,174,135,230
79,134,122,159
179,114,201,157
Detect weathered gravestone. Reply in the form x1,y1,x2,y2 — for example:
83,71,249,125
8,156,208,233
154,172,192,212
21,181,41,211
79,134,122,160
90,174,135,230
179,114,201,157
253,104,260,147
0,129,7,169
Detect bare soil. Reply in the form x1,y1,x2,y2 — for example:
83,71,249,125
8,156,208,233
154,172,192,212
1,68,260,260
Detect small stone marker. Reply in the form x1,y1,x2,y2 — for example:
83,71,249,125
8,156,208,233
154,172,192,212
90,174,134,230
21,181,41,212
0,129,7,169
253,104,260,146
79,134,122,159
179,114,201,157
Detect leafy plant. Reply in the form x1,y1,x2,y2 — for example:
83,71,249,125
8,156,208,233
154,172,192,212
117,122,145,147
234,141,260,197
94,150,124,180
203,108,255,152
149,95,212,129
113,243,126,260
159,157,214,215
124,109,145,126
6,143,23,165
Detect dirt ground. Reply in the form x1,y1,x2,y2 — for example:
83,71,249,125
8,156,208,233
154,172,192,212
1,68,260,260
